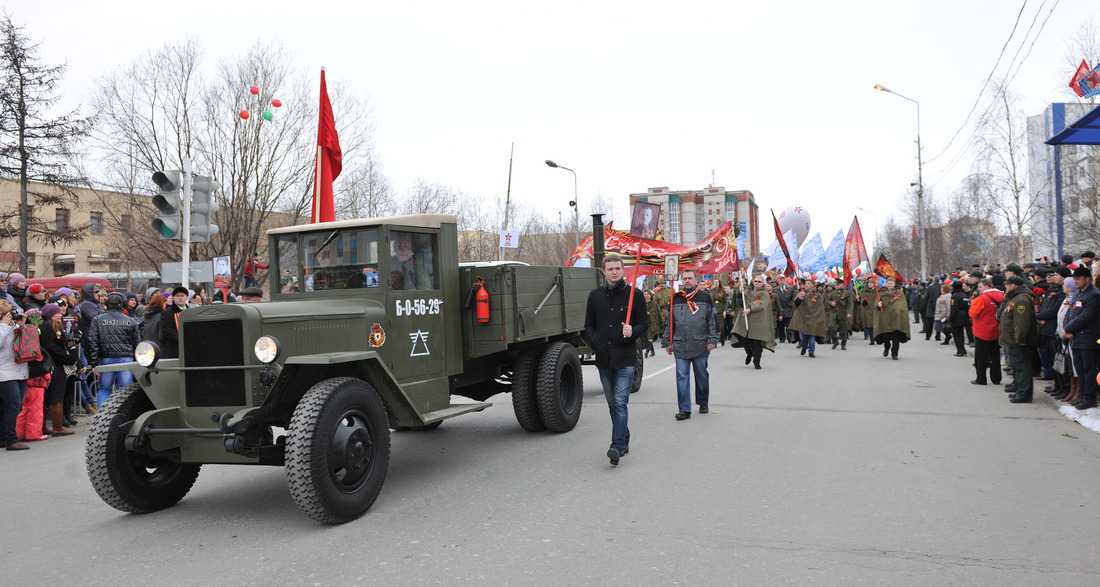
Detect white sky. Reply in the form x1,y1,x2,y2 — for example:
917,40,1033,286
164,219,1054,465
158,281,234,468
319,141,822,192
5,0,1097,248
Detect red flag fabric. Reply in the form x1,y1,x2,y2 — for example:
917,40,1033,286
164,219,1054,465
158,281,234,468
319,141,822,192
912,225,918,236
771,209,797,276
311,69,342,223
1070,59,1091,98
842,215,869,285
564,222,740,276
874,253,904,283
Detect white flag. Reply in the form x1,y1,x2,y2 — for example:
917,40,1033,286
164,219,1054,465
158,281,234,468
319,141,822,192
499,230,519,249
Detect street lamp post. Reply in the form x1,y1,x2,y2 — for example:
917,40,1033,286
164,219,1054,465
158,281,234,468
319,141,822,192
545,159,579,248
874,84,927,280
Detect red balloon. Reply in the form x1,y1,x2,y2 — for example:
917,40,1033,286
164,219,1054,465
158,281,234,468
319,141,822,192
786,277,794,286
271,99,282,108
250,85,259,95
239,109,250,120
854,268,862,276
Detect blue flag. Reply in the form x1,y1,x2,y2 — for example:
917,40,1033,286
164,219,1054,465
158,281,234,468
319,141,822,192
799,233,826,272
824,230,845,268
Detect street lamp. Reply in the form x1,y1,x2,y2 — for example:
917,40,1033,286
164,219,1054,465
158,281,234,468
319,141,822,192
546,159,579,248
874,83,926,279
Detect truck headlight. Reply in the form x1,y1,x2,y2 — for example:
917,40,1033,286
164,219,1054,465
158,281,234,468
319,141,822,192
135,341,160,367
254,336,281,364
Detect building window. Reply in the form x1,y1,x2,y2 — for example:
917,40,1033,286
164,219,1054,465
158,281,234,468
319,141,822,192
90,211,103,235
56,208,70,231
725,202,735,222
120,215,132,231
669,202,680,242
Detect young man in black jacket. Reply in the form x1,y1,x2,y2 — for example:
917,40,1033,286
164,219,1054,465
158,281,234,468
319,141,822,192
87,292,141,406
584,254,648,466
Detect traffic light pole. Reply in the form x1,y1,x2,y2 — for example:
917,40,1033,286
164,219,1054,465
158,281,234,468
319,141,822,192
182,157,193,289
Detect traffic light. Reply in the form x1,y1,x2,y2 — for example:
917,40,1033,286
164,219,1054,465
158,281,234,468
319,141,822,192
151,170,183,240
190,175,220,243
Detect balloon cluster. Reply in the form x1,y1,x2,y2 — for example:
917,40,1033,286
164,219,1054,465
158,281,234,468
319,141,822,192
239,85,283,121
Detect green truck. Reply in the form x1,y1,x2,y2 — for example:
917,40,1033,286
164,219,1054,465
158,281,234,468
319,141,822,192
85,214,605,523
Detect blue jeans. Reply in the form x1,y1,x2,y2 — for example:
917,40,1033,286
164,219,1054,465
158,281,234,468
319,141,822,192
98,357,134,406
674,356,710,412
0,379,28,445
597,365,633,453
800,332,816,354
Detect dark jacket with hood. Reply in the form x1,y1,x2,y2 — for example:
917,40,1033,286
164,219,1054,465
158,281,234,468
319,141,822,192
87,307,141,365
77,283,104,347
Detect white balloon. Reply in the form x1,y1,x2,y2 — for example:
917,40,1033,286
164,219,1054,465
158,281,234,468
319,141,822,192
776,206,811,247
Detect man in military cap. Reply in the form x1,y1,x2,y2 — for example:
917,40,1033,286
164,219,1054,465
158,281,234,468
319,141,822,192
1000,276,1040,403
824,279,851,350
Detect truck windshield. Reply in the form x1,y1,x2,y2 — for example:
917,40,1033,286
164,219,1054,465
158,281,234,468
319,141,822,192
299,229,380,291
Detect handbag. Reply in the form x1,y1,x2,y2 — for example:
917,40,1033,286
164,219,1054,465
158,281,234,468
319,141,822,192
28,351,54,379
12,324,43,363
1053,341,1071,376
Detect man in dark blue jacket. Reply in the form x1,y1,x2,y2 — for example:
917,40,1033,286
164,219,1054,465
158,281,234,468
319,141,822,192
585,254,648,466
1037,267,1070,397
1063,266,1100,410
87,292,141,406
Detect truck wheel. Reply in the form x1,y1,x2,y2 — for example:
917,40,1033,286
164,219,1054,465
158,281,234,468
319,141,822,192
536,341,583,432
511,346,546,432
85,383,201,514
286,377,391,524
631,338,644,393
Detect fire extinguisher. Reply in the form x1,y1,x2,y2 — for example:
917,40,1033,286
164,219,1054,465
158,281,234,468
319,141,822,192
475,277,490,323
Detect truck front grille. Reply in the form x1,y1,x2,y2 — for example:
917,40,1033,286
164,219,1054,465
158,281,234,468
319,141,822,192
183,319,246,407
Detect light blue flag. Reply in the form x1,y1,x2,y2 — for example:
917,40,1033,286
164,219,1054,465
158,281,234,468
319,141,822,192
765,240,784,272
823,230,845,269
798,233,826,272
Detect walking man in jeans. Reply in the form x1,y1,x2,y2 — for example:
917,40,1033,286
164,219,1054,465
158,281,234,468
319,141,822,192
584,254,648,466
661,268,719,420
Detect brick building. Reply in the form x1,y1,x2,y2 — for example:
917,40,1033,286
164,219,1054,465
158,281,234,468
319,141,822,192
628,186,759,255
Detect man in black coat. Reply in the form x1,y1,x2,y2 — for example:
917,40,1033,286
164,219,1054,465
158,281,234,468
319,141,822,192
584,254,648,466
1037,266,1070,397
87,292,141,406
949,281,969,357
158,286,190,359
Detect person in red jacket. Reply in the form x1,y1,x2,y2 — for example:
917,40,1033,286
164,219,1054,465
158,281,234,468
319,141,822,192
968,278,1004,385
244,254,268,288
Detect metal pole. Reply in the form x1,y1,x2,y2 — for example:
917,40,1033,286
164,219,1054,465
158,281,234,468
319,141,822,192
915,102,927,280
500,142,514,261
572,170,579,249
182,157,192,289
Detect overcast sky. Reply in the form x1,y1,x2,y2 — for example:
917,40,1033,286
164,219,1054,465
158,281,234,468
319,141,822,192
5,0,1097,249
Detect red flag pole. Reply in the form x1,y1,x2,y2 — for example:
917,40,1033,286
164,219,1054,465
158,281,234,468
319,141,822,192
624,248,642,331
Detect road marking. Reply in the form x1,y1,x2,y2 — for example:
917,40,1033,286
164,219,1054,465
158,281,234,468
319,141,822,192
643,364,674,380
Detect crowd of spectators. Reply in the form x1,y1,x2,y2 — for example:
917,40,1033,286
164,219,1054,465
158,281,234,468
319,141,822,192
0,274,267,452
899,252,1100,410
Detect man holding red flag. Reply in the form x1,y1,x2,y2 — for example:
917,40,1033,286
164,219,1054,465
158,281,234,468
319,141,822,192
311,68,342,224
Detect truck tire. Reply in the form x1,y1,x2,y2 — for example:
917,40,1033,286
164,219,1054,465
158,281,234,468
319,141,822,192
511,346,546,432
535,341,583,432
85,383,201,514
631,338,644,393
286,377,391,524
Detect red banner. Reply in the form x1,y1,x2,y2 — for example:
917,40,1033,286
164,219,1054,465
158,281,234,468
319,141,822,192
771,209,797,276
565,222,740,275
843,215,869,285
311,69,342,223
874,253,904,283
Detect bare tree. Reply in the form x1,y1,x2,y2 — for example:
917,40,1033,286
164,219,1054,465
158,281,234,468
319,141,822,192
0,13,91,275
972,82,1039,262
84,38,377,289
1061,15,1100,104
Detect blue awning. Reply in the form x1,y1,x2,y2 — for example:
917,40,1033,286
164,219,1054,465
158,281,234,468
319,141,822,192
1046,104,1100,145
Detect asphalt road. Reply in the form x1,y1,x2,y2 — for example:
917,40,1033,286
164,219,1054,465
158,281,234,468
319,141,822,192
2,331,1099,585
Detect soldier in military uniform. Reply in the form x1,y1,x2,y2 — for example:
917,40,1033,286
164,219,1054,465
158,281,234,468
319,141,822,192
789,280,827,358
643,289,662,357
825,280,852,350
999,275,1041,403
732,275,776,368
873,277,912,360
709,278,730,345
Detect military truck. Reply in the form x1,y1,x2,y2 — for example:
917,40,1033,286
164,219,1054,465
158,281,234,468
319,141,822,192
86,214,602,524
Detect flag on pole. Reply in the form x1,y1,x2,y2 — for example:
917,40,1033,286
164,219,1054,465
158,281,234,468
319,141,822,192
1081,63,1100,99
1069,59,1091,98
912,225,919,237
823,230,845,268
771,209,797,276
843,216,870,285
798,233,826,272
311,68,342,223
874,253,904,282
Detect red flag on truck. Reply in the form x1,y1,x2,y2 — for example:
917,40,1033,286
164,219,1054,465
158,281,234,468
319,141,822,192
311,68,342,223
